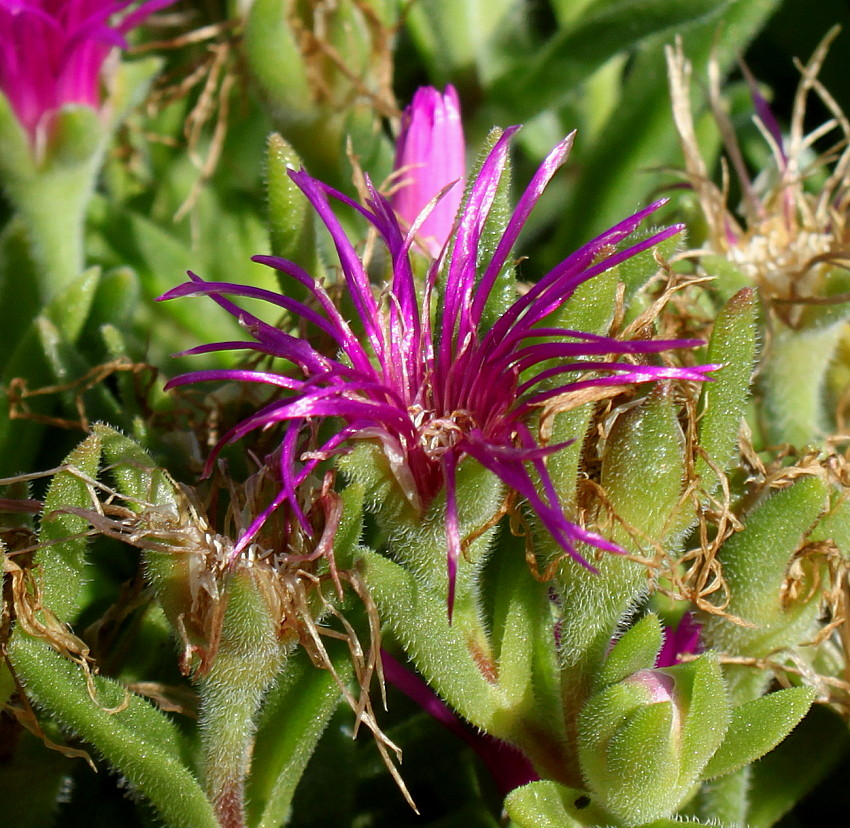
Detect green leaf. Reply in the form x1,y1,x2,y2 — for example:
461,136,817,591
94,423,180,511
596,614,664,688
198,570,284,824
0,730,71,828
746,703,850,828
35,432,102,622
489,0,733,120
505,780,607,827
247,649,344,828
760,322,845,447
548,0,781,253
358,549,502,733
703,475,828,656
8,632,216,828
702,686,816,780
404,0,520,86
265,133,318,278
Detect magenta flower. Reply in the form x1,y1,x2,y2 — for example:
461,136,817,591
161,129,715,614
0,0,174,144
391,85,465,255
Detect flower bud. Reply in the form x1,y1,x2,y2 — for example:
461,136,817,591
578,654,729,824
391,85,465,255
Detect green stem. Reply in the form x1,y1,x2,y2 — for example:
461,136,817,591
198,571,284,828
760,322,844,447
7,162,97,307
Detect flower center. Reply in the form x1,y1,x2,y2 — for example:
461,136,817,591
409,405,477,460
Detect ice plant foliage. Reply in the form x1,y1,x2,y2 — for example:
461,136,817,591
390,84,466,254
0,0,174,144
162,128,715,614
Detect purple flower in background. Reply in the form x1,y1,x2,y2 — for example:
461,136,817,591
0,0,174,144
162,129,715,615
656,612,702,668
391,85,465,255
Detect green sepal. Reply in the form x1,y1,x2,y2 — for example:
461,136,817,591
338,441,502,608
673,654,730,781
604,701,679,823
434,126,514,338
485,528,564,745
265,133,318,277
35,432,103,622
246,647,345,828
8,632,216,828
0,90,33,178
596,613,664,689
46,105,104,167
505,780,609,827
334,482,365,571
702,686,816,780
696,288,757,492
542,267,619,505
475,129,514,333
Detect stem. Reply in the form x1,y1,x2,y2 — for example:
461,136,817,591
7,162,97,309
198,571,284,828
760,322,844,447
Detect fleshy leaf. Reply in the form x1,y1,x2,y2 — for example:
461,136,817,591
696,288,757,491
8,633,216,828
247,648,345,828
596,614,664,688
35,432,103,622
504,780,608,827
702,686,816,780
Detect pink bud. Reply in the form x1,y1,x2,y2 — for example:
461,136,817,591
392,85,465,255
627,669,676,704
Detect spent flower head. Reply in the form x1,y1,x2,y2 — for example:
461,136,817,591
391,84,465,255
162,126,715,615
667,31,850,326
0,0,174,147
